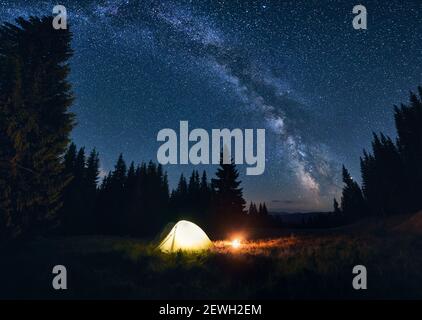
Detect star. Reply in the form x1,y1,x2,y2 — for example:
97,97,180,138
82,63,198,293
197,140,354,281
1,0,420,212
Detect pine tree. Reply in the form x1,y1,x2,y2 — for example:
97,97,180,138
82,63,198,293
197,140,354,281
63,143,77,175
154,163,170,231
258,203,263,215
128,162,148,236
211,157,246,234
259,202,269,226
73,148,87,231
360,149,377,215
198,170,212,226
125,162,137,202
86,149,100,195
333,198,341,214
186,170,201,221
112,154,127,187
188,170,200,204
60,145,100,235
394,88,422,212
98,154,127,235
178,174,188,199
96,172,111,234
61,145,85,234
358,87,422,217
122,162,137,234
248,202,258,216
175,174,188,208
161,172,170,215
360,133,406,215
84,149,100,232
0,17,74,239
340,166,366,219
261,203,269,216
200,171,211,200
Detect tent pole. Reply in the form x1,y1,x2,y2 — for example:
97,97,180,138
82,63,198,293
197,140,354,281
170,225,177,251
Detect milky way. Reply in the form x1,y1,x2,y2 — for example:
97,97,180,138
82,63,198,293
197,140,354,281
1,0,421,212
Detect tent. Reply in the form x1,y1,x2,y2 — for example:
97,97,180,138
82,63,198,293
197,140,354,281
158,220,212,252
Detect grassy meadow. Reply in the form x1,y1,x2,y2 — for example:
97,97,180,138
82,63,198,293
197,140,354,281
1,213,421,299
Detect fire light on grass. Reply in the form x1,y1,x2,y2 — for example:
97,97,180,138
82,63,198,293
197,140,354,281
212,236,298,255
231,239,241,249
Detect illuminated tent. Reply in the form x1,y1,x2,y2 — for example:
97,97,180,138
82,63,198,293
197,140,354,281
158,220,212,252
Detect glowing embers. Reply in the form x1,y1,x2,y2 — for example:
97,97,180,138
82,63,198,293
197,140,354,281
231,239,241,249
213,236,298,255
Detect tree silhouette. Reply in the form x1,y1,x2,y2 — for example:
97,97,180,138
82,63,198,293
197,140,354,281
60,144,100,235
247,202,269,227
98,154,127,234
93,157,171,236
3,16,420,239
211,157,246,234
61,145,84,234
260,203,269,217
248,202,258,216
333,198,341,214
85,149,100,231
340,166,366,219
198,170,213,226
360,133,405,215
357,87,422,217
394,88,422,212
170,173,188,220
0,17,74,239
170,170,206,224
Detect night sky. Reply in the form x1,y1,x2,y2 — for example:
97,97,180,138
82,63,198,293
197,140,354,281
1,0,421,212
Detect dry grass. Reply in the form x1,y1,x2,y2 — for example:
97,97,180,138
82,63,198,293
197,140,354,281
1,213,422,299
395,211,422,234
213,236,298,255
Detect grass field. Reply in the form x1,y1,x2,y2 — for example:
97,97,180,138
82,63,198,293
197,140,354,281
1,213,421,299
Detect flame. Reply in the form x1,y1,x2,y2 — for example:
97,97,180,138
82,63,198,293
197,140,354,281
231,239,241,249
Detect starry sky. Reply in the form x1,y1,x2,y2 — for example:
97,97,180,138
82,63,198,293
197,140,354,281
1,0,421,212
